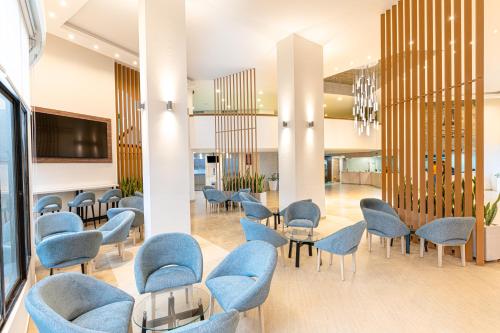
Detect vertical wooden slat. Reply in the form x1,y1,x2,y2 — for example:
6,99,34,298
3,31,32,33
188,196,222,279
476,0,485,265
392,6,399,210
435,0,443,218
381,13,387,202
404,0,411,221
398,2,405,216
114,63,121,182
411,0,418,226
444,0,453,217
418,0,426,226
427,0,435,221
453,0,462,218
386,10,393,207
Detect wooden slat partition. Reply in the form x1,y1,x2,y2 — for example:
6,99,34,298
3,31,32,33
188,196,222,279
380,0,484,264
114,63,142,185
214,69,258,192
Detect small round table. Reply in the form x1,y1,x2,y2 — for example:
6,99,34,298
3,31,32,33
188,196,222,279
133,287,210,332
284,228,322,268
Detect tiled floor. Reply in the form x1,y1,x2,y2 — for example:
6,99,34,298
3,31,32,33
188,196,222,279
29,184,500,332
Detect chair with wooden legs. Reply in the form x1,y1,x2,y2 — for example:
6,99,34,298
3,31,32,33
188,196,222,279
242,201,274,226
107,196,144,245
315,221,366,280
205,189,229,212
415,217,475,267
97,211,135,261
360,198,410,258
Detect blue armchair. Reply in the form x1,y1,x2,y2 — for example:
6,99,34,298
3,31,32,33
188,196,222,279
205,189,228,212
173,310,239,333
360,198,410,258
97,189,122,223
68,192,97,228
205,240,277,333
134,191,143,197
278,199,312,230
315,221,367,280
98,211,135,260
108,196,144,245
36,230,102,275
34,195,62,215
416,217,475,267
35,212,83,245
231,188,251,207
25,272,134,333
202,186,216,209
134,233,203,304
242,201,273,226
240,192,260,203
240,218,287,265
284,201,321,234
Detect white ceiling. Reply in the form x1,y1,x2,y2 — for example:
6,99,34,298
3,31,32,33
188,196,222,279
44,0,500,96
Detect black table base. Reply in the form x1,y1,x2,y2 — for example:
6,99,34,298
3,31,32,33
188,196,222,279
141,302,204,333
288,239,314,268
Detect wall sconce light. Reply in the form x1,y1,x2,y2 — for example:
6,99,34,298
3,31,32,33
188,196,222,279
166,101,174,111
282,121,289,127
137,102,146,110
307,121,314,128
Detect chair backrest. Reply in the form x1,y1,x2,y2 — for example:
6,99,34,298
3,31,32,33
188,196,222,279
202,186,216,199
99,189,122,203
25,272,133,333
119,196,144,210
134,233,203,294
174,310,239,333
35,212,83,244
99,211,135,235
71,192,96,205
239,192,260,203
205,189,227,203
134,191,143,197
417,217,476,244
206,240,277,311
315,221,367,255
240,218,287,248
108,207,144,228
285,201,321,228
279,199,312,216
242,201,272,220
360,198,397,217
35,195,62,213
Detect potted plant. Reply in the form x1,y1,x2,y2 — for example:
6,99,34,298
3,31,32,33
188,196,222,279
268,173,279,191
252,173,267,205
492,173,500,192
484,193,500,261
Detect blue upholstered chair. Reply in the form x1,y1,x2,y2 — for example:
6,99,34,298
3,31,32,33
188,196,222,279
242,201,273,226
35,212,83,245
205,240,277,333
205,189,228,212
240,192,260,203
202,185,216,209
68,192,97,228
97,189,122,223
360,198,410,258
25,272,134,333
134,191,143,197
34,195,62,215
240,218,287,265
134,233,203,310
278,199,312,230
98,211,135,260
231,188,251,207
173,310,239,333
107,196,144,245
416,217,475,267
315,221,367,280
284,201,321,234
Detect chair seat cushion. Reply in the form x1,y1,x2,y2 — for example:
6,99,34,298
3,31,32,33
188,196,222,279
41,231,74,243
287,219,313,228
206,275,256,311
145,266,197,293
72,301,133,333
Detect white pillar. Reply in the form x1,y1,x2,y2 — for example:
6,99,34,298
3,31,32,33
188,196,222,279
277,34,326,215
139,0,191,236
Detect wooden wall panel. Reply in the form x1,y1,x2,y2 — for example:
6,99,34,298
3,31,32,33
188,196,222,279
381,0,484,263
114,63,142,184
214,69,258,192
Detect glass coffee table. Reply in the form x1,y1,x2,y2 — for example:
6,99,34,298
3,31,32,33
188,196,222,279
133,287,210,332
284,228,322,268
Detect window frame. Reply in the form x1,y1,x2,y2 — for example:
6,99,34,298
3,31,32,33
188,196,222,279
0,80,31,329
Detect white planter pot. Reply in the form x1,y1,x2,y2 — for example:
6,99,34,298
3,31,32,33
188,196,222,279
268,180,278,191
255,192,267,205
485,224,500,261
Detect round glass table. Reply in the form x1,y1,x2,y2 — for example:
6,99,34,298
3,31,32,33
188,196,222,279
284,228,322,268
133,287,210,332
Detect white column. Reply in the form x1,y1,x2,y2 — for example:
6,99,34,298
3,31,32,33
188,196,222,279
139,0,191,236
277,34,326,215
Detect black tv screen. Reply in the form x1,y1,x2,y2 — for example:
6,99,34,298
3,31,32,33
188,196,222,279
34,111,109,160
207,155,219,163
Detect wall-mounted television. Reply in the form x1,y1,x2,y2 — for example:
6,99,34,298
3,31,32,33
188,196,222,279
207,155,219,163
33,107,112,163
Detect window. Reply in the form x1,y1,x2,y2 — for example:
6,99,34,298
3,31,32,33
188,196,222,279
0,80,30,327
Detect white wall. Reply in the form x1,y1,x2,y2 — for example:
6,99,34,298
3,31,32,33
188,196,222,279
192,80,214,112
0,1,33,333
484,98,500,189
30,34,117,193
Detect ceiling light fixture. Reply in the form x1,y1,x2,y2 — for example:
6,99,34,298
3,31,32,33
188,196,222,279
166,101,174,111
353,65,378,136
323,104,327,108
337,97,343,101
93,44,99,50
59,0,67,7
133,60,138,66
307,121,314,128
114,53,120,58
48,11,56,18
494,29,499,34
282,121,289,128
258,90,263,95
68,33,75,40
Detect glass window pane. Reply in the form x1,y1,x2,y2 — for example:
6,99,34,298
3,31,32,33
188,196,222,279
0,91,20,297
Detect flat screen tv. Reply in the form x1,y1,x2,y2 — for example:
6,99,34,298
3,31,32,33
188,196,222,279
206,155,219,163
33,108,111,163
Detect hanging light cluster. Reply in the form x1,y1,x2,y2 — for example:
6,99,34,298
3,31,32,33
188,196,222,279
352,65,379,136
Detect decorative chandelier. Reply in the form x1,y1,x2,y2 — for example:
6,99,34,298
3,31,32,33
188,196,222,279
352,65,379,136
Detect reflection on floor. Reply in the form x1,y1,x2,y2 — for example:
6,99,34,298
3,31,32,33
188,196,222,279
29,184,500,332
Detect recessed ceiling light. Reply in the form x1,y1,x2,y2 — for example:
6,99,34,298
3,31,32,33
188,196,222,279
258,90,263,95
93,44,99,50
48,11,56,18
257,98,261,102
494,29,499,34
133,60,138,66
337,97,343,101
323,104,327,108
114,53,120,58
367,55,372,60
60,0,67,7
68,33,75,40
